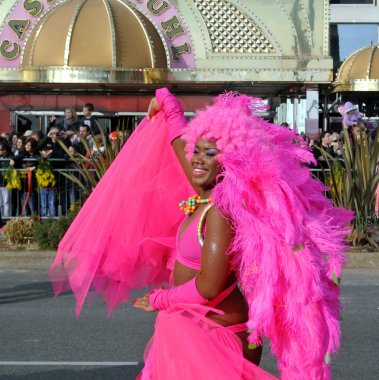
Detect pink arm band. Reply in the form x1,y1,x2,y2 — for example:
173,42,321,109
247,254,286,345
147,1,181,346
155,87,187,143
149,277,208,311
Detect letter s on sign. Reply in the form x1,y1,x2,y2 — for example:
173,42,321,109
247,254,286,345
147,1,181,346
23,0,43,17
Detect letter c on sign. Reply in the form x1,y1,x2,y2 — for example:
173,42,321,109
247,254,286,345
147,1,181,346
0,40,20,60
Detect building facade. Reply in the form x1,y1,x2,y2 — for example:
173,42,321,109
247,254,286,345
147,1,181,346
0,0,333,134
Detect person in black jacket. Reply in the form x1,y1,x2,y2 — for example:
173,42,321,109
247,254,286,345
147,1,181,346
80,103,100,135
37,127,69,158
10,138,39,217
0,141,12,218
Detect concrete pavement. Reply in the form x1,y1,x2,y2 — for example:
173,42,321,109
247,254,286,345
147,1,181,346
0,250,378,379
1,247,379,268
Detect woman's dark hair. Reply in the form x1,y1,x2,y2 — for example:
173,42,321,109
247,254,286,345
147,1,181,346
320,130,331,140
0,141,11,154
32,130,44,140
25,137,38,153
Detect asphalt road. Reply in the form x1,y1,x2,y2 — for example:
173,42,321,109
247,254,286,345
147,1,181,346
0,266,378,380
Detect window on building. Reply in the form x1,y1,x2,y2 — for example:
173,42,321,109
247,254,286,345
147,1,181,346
330,23,378,64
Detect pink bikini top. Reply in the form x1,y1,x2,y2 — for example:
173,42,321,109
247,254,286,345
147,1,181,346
176,212,203,270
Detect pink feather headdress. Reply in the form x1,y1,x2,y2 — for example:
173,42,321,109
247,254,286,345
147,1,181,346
184,92,353,379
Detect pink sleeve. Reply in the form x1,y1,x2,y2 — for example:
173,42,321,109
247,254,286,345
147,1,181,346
156,88,187,143
149,277,208,311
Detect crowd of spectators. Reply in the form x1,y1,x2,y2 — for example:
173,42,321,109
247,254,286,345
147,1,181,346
0,100,375,221
0,103,124,220
280,109,376,174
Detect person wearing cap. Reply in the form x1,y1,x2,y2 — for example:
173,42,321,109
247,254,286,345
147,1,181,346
342,102,361,129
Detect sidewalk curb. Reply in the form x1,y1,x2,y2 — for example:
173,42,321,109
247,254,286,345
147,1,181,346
0,250,56,267
346,250,379,269
0,249,378,269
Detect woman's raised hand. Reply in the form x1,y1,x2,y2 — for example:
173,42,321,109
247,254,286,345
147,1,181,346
146,97,161,120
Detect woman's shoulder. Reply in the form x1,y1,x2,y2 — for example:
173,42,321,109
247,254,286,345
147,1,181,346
204,204,233,232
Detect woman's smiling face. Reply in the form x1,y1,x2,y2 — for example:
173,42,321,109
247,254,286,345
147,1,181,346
190,138,222,191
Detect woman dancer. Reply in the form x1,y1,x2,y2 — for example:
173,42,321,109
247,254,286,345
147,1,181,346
133,133,272,378
50,88,351,379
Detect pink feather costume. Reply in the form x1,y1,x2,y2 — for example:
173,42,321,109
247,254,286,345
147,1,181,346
182,93,353,379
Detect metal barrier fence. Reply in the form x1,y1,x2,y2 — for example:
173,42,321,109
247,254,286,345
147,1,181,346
0,158,85,220
0,158,332,220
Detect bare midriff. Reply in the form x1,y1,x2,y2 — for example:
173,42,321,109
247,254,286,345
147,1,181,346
173,261,262,364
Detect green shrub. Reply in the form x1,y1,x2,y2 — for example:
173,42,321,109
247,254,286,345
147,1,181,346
48,217,72,249
33,209,80,250
33,218,54,249
3,218,36,247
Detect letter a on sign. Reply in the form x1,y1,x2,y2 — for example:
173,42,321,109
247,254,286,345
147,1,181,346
8,20,30,40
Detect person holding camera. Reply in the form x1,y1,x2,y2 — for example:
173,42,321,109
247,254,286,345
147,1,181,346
38,127,68,159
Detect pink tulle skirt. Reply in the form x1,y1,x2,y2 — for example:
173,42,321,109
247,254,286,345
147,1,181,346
138,304,277,380
49,113,193,316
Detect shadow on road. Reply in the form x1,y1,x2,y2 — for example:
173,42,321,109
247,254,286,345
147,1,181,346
0,365,143,380
0,281,71,306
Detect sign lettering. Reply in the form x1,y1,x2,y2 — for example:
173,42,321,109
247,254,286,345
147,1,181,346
8,19,30,40
171,42,191,61
147,0,169,15
0,40,20,60
0,0,195,68
23,0,43,17
161,16,184,40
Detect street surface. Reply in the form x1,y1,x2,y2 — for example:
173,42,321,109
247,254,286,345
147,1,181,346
0,266,378,379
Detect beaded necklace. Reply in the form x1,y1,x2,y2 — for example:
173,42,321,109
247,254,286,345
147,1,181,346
179,195,212,215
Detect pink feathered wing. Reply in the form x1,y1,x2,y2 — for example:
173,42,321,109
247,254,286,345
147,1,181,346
49,110,193,317
212,118,352,379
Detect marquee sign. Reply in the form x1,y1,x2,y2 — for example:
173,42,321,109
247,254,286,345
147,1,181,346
0,0,195,69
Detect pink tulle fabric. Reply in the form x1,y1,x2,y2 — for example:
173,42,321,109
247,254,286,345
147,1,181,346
138,304,278,380
49,112,193,317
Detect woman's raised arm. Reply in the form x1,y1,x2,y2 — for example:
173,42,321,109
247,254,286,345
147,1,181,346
147,88,200,193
